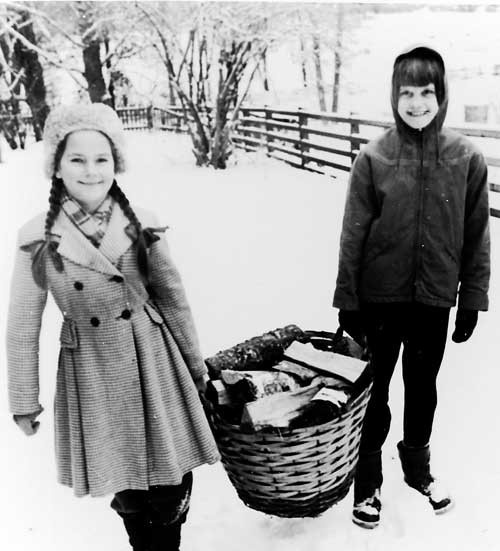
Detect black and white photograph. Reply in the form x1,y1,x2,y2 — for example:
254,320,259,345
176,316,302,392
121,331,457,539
1,1,498,550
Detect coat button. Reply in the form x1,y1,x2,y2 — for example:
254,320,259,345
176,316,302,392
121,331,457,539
121,309,131,320
110,275,124,283
90,317,100,327
74,281,84,290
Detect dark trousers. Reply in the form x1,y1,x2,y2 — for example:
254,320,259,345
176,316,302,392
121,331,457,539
111,473,193,551
359,302,450,452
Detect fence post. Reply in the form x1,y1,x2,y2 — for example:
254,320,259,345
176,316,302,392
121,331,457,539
350,116,360,164
173,107,182,133
298,107,309,168
264,105,273,155
147,105,154,130
240,106,249,152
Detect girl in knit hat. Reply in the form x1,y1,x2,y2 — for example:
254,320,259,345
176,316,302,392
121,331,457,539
7,102,220,550
333,45,490,529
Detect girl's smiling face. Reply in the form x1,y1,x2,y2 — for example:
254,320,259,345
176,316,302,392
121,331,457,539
56,130,115,212
397,83,439,130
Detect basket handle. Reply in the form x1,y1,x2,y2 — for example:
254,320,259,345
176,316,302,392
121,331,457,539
304,327,344,344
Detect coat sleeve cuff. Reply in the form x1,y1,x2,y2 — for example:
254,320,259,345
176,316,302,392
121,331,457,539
333,291,360,310
457,291,489,311
190,361,209,383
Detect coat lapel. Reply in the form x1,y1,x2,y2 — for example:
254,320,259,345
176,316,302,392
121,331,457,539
52,205,133,276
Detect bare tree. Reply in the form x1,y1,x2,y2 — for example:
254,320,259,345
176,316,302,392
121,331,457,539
3,1,146,106
291,4,370,113
12,8,49,137
0,3,49,141
299,34,308,89
331,4,344,113
139,2,276,169
311,32,326,112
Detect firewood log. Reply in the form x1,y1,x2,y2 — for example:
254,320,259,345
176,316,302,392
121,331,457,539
205,324,305,378
270,360,318,384
240,379,323,431
206,379,233,406
283,341,367,383
288,387,349,429
220,370,300,402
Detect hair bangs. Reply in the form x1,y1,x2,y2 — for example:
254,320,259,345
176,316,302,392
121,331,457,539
393,55,445,104
397,57,441,88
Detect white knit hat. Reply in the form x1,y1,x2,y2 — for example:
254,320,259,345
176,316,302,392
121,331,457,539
43,102,126,179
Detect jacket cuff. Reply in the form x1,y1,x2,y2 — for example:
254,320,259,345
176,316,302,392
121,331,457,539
333,291,360,310
457,290,489,311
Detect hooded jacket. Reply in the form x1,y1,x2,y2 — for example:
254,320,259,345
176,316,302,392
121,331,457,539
333,46,490,311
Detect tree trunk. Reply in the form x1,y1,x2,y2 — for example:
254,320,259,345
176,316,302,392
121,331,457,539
168,79,176,106
104,37,116,109
16,13,50,138
83,40,107,103
261,50,269,91
312,34,326,112
332,50,341,112
331,6,344,113
300,35,308,88
76,3,108,104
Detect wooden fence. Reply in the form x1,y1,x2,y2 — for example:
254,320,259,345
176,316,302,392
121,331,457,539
116,106,185,132
105,106,500,219
233,107,500,218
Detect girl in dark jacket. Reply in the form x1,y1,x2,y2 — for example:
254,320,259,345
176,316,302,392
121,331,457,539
333,45,490,529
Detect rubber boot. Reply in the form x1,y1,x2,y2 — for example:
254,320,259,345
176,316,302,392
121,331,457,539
397,441,453,514
119,512,152,551
352,449,383,529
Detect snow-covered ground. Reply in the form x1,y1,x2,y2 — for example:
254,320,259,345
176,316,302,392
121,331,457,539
1,131,499,551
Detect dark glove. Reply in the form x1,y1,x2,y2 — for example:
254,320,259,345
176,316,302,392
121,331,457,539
451,309,478,343
338,309,366,348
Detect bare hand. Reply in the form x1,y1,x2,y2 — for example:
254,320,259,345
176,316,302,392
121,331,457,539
13,409,42,436
194,373,209,395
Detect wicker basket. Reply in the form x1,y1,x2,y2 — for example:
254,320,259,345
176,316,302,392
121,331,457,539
210,330,372,518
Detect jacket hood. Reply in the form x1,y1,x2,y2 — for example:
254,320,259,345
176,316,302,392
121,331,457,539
391,44,448,138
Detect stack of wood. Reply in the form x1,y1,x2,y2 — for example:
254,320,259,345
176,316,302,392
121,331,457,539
205,326,371,432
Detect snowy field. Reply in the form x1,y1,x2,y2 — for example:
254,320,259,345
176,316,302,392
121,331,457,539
1,131,499,551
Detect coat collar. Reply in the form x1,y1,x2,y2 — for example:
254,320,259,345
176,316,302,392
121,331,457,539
51,203,133,276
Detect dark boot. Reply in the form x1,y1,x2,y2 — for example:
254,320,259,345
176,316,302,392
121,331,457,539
150,520,182,551
397,441,453,514
352,450,383,529
119,512,152,551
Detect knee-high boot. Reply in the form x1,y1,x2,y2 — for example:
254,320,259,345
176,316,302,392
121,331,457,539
397,441,453,514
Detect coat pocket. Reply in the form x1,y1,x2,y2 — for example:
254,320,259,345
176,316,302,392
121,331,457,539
60,318,78,349
144,302,165,325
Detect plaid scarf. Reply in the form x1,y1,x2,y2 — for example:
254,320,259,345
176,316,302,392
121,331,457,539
61,192,114,247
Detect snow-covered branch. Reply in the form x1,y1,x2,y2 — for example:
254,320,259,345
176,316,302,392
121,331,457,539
3,1,85,48
0,19,86,89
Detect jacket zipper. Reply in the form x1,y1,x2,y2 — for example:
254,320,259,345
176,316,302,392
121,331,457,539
413,131,425,298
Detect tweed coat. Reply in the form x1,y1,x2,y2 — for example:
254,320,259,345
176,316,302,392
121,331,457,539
7,202,220,497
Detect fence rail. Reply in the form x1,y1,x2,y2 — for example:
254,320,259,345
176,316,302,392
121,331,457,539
232,106,500,218
98,105,500,219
